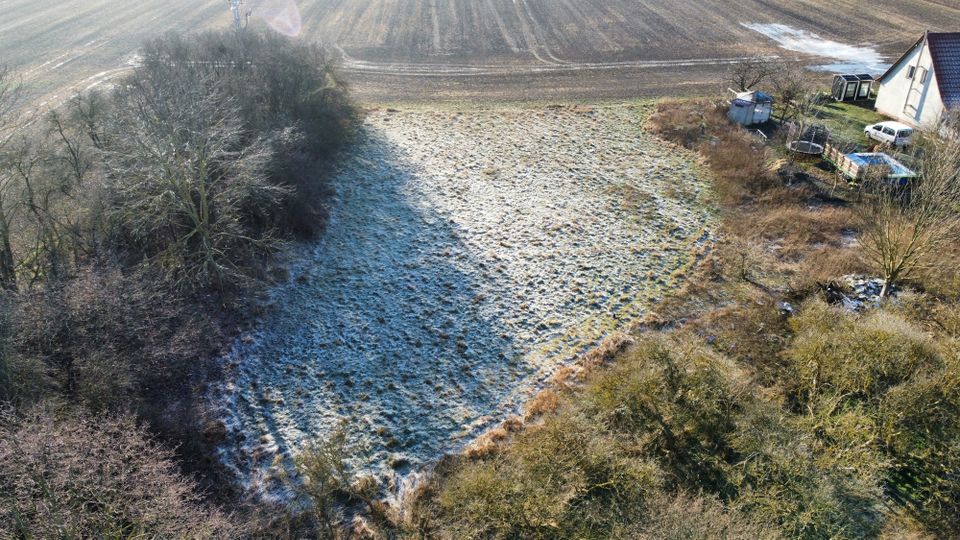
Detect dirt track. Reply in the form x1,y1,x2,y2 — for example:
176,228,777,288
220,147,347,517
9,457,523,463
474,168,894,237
4,0,958,105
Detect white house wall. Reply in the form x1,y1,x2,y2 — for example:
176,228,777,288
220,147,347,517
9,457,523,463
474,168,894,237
920,71,945,129
876,44,921,123
876,41,946,129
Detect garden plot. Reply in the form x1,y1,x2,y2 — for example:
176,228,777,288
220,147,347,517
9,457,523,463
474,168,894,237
214,104,715,498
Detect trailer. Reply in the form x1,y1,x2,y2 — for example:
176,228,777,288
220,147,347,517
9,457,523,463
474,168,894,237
823,143,916,184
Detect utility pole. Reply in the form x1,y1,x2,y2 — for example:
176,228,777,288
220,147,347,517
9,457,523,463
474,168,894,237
229,0,247,33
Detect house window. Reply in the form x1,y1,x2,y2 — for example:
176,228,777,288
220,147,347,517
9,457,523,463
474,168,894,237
906,66,916,79
918,67,928,83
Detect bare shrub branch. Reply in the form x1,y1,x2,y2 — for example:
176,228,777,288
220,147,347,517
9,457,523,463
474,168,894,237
730,55,778,92
0,407,235,537
857,115,960,297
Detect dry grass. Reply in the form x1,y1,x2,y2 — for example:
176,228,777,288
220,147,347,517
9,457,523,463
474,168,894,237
463,427,510,460
911,240,960,298
652,98,868,300
647,99,726,148
742,205,857,260
580,332,636,375
524,389,561,421
702,135,778,206
650,100,780,207
692,294,791,385
789,246,870,293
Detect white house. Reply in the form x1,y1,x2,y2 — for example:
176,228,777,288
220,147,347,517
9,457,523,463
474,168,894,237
875,31,959,129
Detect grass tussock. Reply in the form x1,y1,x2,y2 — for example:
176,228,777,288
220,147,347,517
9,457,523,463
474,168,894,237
789,245,870,293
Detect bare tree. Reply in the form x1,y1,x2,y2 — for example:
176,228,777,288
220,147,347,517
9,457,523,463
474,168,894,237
0,173,19,291
42,97,110,264
3,130,92,285
729,55,778,92
0,67,22,290
66,90,108,150
7,139,65,284
857,114,960,297
769,62,819,124
101,77,287,293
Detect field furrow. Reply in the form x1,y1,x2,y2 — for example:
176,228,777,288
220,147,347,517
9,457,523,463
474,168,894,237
4,0,957,104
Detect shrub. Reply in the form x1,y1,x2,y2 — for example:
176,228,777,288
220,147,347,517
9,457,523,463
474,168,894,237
731,402,886,539
435,411,659,539
584,337,745,495
0,293,49,406
786,301,941,399
623,491,780,540
293,430,356,538
0,407,234,538
878,356,960,534
8,266,219,413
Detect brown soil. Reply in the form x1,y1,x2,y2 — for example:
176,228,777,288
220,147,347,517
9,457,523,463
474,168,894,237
5,0,958,107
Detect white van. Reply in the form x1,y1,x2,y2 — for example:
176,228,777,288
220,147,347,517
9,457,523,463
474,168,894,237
864,121,914,147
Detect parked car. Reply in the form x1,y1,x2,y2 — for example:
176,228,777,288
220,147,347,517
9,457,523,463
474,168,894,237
864,121,914,147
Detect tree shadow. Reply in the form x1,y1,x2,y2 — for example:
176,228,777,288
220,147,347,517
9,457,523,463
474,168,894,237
223,125,527,490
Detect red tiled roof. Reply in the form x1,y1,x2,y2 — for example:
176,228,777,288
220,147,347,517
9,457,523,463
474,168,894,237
879,32,960,110
927,32,960,109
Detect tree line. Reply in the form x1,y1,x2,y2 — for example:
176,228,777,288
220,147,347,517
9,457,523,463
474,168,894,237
0,29,355,537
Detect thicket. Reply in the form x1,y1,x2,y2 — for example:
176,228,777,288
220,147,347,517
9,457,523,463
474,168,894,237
0,407,236,537
0,29,354,537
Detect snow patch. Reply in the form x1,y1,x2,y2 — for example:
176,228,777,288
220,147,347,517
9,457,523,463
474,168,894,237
743,23,890,74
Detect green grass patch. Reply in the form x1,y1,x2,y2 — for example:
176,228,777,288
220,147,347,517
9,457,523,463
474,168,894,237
814,99,887,145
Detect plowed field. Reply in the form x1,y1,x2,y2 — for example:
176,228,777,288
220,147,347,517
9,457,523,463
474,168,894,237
4,0,958,104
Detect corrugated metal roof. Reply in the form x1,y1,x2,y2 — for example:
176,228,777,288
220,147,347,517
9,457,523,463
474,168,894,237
927,32,960,109
734,90,773,104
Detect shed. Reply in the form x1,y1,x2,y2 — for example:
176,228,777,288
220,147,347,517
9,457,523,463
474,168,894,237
832,74,875,102
728,90,773,126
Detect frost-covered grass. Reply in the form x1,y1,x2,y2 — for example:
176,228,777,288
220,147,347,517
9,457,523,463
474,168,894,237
214,104,715,497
